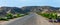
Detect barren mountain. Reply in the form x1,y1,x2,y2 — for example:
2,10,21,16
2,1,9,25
0,6,60,17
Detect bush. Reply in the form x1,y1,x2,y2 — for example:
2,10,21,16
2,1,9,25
13,16,18,18
6,13,13,19
40,13,57,19
16,14,21,17
37,12,60,22
40,13,50,18
0,13,25,21
0,17,9,21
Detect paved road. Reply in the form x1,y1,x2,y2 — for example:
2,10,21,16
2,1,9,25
6,13,37,25
6,13,54,25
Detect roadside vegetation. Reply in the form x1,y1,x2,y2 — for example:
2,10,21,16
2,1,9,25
37,12,60,23
0,13,28,21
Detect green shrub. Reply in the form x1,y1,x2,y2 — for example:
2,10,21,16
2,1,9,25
13,16,18,18
16,14,21,17
0,17,9,21
0,13,25,21
20,14,25,16
39,13,57,19
6,13,13,19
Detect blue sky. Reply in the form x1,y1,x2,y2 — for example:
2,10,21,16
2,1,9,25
0,0,60,7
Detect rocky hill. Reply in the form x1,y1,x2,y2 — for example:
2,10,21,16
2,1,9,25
0,7,23,17
0,6,60,17
21,6,60,12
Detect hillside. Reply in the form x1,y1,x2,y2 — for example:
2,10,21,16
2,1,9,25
0,6,60,17
21,6,60,12
0,7,23,17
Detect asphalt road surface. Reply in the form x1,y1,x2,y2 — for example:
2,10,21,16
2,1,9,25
5,13,54,25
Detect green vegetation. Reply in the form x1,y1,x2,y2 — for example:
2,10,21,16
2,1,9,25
0,17,9,21
37,12,58,19
6,13,13,19
0,13,27,21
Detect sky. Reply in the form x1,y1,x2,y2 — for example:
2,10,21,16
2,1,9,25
0,0,60,7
